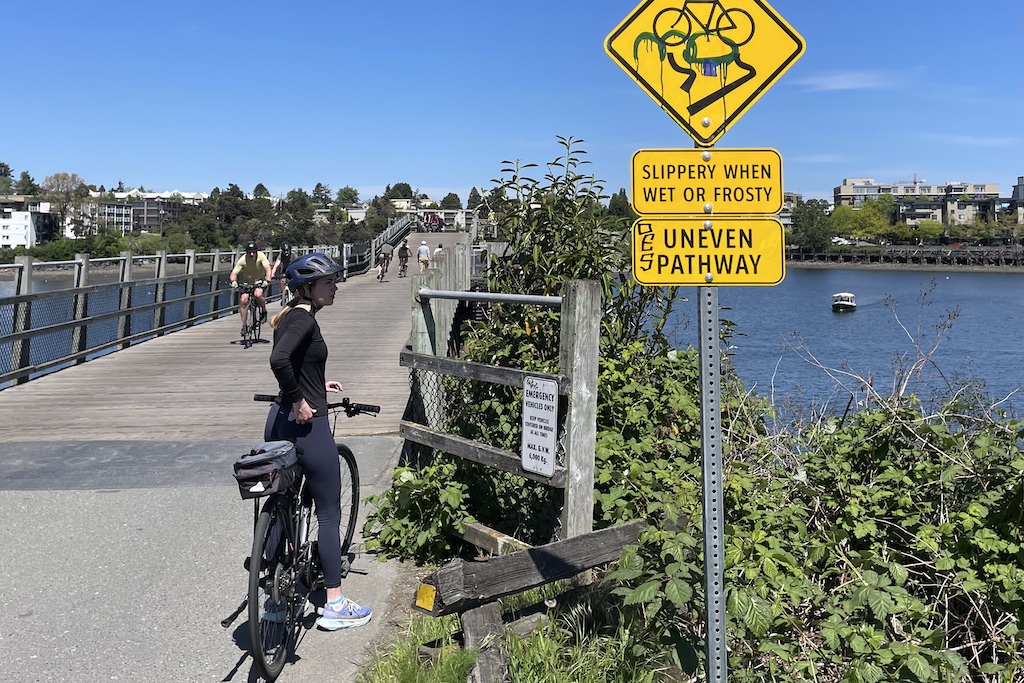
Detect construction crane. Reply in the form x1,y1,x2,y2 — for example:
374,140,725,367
892,173,926,189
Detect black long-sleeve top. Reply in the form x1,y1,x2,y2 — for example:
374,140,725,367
269,308,330,417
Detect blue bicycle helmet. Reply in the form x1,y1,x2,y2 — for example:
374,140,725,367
285,253,343,289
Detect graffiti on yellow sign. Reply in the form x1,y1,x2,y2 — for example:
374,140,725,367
632,147,782,215
606,0,805,146
632,216,785,285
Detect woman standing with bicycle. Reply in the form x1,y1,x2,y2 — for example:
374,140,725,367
265,252,372,630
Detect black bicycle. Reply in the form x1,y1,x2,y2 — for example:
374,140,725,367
227,394,378,682
236,282,267,348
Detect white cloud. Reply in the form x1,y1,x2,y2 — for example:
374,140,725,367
790,154,846,163
793,70,894,91
918,132,1019,147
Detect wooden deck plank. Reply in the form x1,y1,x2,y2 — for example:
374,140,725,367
0,232,461,442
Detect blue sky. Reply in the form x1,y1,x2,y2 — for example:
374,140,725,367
4,0,1021,205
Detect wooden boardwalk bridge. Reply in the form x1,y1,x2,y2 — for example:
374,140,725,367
0,232,456,443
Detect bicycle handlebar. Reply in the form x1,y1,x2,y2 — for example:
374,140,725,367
253,394,380,418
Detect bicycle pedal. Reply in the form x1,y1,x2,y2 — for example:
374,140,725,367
243,556,251,572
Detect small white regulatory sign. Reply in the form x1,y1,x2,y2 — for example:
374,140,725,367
521,376,558,478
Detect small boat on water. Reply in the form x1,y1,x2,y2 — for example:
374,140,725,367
832,292,857,312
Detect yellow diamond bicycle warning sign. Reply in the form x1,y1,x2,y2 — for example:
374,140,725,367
606,0,805,146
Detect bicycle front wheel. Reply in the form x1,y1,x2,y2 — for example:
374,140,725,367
248,499,297,682
242,303,256,347
307,444,360,586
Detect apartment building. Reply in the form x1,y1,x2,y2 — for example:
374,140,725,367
833,177,1001,226
77,189,209,237
0,196,53,248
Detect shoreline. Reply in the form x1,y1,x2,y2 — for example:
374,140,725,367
786,261,1024,274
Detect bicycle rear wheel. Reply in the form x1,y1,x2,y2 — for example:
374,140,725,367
306,444,360,588
248,499,297,682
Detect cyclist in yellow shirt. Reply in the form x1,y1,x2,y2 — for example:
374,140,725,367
230,241,273,334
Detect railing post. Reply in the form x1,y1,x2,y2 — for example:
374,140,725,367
184,249,196,325
71,253,90,364
11,255,34,385
153,250,167,334
342,244,351,282
118,251,133,349
210,249,223,318
558,280,600,540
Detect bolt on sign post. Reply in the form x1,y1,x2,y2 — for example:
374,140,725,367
607,2,804,681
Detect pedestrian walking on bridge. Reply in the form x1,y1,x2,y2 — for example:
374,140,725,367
416,240,430,273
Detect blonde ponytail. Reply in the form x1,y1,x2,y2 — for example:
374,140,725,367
270,285,311,329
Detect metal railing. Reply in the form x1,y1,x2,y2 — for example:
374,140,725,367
341,215,418,277
0,245,338,388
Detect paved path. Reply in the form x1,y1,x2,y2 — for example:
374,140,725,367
0,231,467,682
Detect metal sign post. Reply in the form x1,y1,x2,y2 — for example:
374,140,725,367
698,284,727,682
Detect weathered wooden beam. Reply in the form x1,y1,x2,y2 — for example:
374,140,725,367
457,522,532,557
559,280,600,540
414,519,645,617
462,603,508,683
399,420,567,488
400,350,566,393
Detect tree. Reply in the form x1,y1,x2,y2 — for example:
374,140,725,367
440,192,462,210
42,172,89,237
791,198,832,252
336,186,360,205
607,188,636,222
914,219,945,244
253,183,271,198
0,162,12,194
312,182,333,207
281,188,316,244
467,187,483,210
14,171,39,195
383,183,413,200
363,203,390,236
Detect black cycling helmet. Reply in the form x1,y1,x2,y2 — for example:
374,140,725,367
286,252,343,289
281,242,291,252
245,240,258,252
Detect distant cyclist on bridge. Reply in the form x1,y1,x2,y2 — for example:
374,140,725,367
230,241,273,335
378,241,394,274
396,239,411,278
271,242,293,306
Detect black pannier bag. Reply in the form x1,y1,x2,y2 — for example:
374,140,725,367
233,441,299,499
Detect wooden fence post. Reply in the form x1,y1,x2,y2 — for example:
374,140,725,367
12,255,33,385
558,280,600,540
411,268,443,435
184,249,196,324
71,253,90,363
153,250,167,334
210,249,222,318
118,252,133,350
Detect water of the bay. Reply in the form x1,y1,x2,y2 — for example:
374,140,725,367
668,267,1024,417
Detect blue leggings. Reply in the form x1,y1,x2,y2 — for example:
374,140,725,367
264,405,344,588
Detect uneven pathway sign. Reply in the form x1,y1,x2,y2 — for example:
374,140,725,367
606,0,805,146
632,216,785,285
632,147,782,215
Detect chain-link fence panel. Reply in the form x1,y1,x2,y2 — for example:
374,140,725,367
407,363,569,542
